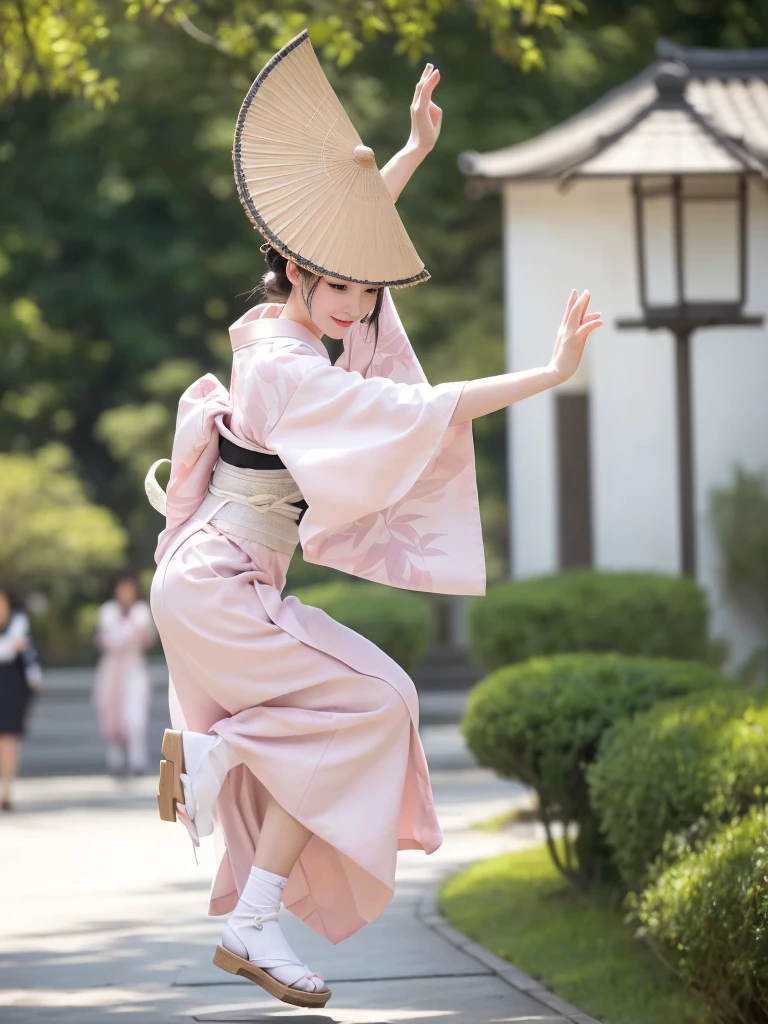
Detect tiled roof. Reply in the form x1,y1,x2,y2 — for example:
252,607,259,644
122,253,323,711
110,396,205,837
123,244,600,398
460,40,768,181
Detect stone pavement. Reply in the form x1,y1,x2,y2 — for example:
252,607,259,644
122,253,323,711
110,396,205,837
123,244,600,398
0,726,598,1024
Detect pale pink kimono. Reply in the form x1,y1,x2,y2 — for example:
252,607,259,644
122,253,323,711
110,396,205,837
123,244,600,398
93,599,155,770
150,290,485,944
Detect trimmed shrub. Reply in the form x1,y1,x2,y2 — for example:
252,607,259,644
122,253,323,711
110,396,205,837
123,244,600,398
589,691,768,892
634,806,768,1024
291,581,435,672
462,653,726,889
468,570,709,670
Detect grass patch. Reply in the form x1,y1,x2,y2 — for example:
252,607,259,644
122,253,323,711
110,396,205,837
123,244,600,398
472,804,539,831
439,843,704,1024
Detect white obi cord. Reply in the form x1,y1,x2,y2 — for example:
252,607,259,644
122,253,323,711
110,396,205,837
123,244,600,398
144,458,304,556
145,458,172,516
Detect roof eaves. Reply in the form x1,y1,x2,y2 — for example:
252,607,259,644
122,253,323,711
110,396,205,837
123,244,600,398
460,41,768,185
559,74,768,181
458,64,657,182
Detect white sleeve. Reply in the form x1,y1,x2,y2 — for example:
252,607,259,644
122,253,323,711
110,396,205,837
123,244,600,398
0,613,27,663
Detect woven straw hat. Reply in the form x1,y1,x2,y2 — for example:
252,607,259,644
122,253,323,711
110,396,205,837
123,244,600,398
233,30,429,289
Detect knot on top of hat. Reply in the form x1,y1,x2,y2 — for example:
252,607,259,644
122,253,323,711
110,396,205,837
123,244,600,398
353,145,376,168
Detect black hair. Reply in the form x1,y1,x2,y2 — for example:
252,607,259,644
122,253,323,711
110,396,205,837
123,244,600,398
108,570,140,602
259,246,384,347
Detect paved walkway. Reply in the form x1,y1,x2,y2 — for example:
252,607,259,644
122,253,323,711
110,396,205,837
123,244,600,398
0,726,596,1023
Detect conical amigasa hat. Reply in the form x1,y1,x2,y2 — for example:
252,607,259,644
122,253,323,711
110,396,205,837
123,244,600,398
233,30,429,289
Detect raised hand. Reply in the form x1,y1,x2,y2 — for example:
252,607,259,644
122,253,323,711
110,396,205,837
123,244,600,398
407,64,442,155
548,290,603,384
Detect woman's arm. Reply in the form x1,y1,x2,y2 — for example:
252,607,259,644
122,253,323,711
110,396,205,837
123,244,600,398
450,290,603,425
380,65,442,202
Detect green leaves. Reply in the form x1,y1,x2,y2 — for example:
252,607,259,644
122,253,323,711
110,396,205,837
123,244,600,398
463,653,728,890
0,0,582,105
635,806,768,1022
0,0,119,105
589,691,768,892
468,569,711,671
0,444,126,590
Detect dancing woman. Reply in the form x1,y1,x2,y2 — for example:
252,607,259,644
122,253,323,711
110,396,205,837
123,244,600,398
147,30,601,1010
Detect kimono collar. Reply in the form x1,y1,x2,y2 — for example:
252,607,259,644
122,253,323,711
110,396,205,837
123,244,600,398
229,304,329,360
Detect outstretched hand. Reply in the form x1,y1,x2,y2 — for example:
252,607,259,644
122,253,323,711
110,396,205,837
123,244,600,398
548,290,603,384
407,64,442,155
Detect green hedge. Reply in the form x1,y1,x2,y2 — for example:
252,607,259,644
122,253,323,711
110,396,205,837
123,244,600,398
468,570,710,671
291,581,435,672
589,691,768,892
462,653,726,889
634,806,768,1024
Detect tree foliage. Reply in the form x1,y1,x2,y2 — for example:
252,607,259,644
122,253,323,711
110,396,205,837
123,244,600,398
0,444,126,591
0,0,584,106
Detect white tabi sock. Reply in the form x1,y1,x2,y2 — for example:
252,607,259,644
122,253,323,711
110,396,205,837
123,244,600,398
221,866,324,993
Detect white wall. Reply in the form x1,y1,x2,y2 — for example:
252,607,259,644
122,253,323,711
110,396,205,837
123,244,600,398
502,176,768,671
502,184,559,578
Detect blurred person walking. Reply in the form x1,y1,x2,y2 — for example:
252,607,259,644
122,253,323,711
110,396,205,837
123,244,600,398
93,573,155,776
0,586,43,810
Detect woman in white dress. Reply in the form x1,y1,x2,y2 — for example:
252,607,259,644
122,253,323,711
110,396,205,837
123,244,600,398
93,573,155,775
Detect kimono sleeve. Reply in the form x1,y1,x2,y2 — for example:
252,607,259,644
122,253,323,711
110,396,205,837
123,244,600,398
265,363,486,595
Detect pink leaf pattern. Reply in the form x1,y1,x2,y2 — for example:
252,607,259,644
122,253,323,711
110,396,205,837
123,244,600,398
390,522,419,544
290,289,485,593
157,294,485,597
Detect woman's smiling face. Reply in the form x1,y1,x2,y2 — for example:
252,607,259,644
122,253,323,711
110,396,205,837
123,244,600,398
285,261,379,339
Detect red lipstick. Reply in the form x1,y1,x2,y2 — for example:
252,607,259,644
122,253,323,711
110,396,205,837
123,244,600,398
331,316,354,328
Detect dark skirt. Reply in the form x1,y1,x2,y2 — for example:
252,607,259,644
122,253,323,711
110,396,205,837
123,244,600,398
0,657,35,736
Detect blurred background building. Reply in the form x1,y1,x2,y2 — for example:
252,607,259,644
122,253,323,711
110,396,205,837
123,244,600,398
461,40,768,673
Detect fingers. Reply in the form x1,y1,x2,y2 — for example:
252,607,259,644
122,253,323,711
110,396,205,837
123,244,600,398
566,289,591,333
424,68,440,97
561,288,577,327
413,65,432,102
575,317,603,342
414,66,440,107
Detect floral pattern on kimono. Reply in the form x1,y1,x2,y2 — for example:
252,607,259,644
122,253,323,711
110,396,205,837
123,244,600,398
154,291,485,598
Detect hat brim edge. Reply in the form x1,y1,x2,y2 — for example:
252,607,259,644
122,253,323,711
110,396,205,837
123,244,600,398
232,30,430,290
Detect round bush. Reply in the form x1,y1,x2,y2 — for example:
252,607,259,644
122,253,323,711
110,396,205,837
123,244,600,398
634,806,768,1023
468,569,710,670
589,691,768,891
462,653,726,888
291,581,435,672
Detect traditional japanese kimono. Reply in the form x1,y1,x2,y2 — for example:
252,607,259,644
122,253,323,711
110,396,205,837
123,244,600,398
93,600,155,772
149,289,485,944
